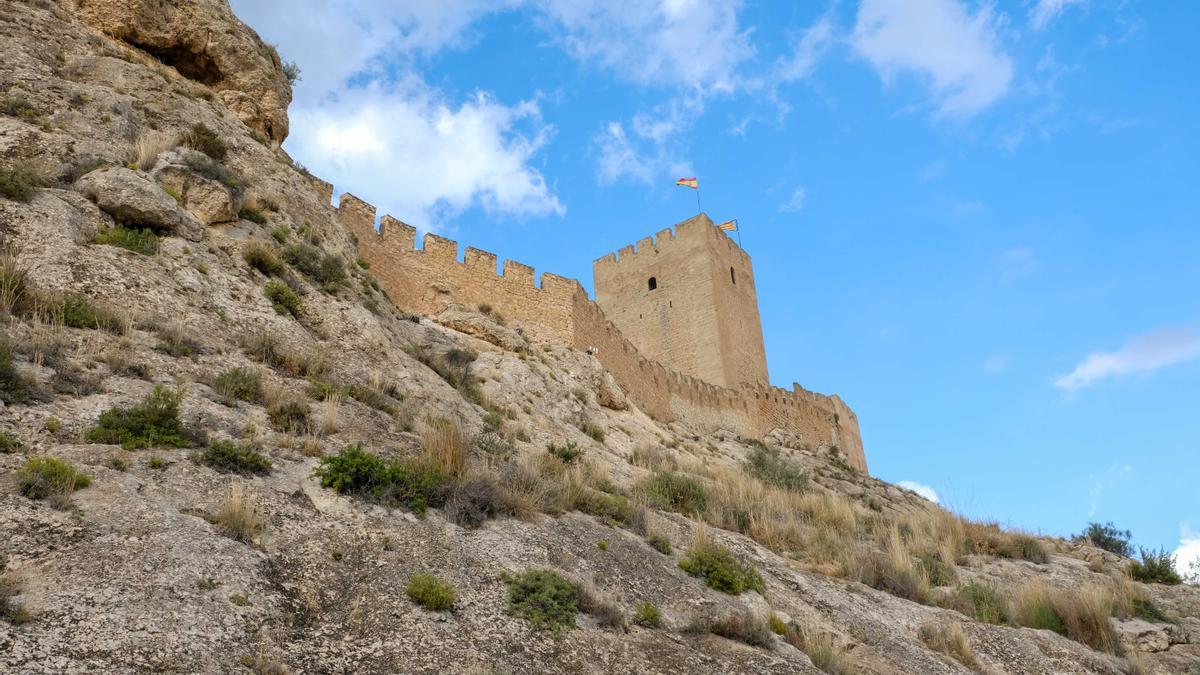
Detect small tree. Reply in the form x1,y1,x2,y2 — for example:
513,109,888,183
1076,522,1132,558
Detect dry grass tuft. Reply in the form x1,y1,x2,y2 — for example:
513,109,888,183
215,482,265,544
1052,584,1120,654
129,130,177,171
0,249,29,316
420,416,466,478
319,393,341,436
918,620,978,669
782,625,853,674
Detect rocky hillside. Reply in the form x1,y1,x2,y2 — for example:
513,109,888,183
1,1,1197,673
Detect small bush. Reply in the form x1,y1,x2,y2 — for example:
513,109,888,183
153,322,201,357
581,423,605,443
633,602,662,628
181,123,227,161
918,621,978,669
265,280,301,316
407,573,455,611
504,569,578,635
314,443,448,514
0,166,41,202
242,241,284,276
37,292,123,332
270,226,289,243
409,345,480,401
769,613,787,635
648,533,672,555
283,244,345,285
87,385,193,449
745,444,808,492
706,608,774,647
212,367,260,404
547,441,582,464
17,456,91,500
199,441,271,475
214,482,263,543
577,584,625,629
1076,522,1132,557
183,153,240,191
282,61,302,85
1015,582,1065,634
916,554,956,587
1129,548,1182,585
1053,585,1120,654
1,339,38,404
679,536,765,596
443,475,516,528
956,582,1007,625
0,430,19,453
640,471,707,514
267,396,310,433
148,455,167,470
576,489,632,525
239,208,267,225
0,250,29,316
1,97,39,120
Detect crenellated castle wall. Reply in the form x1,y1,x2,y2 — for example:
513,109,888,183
337,193,867,472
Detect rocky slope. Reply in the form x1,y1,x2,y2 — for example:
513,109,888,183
1,1,1197,673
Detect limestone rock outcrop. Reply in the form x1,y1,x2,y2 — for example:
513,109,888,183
73,0,292,143
151,150,242,225
75,167,205,241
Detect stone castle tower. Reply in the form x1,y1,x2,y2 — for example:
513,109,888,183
593,213,770,389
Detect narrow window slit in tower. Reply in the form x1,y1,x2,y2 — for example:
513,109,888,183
731,267,736,285
648,277,657,291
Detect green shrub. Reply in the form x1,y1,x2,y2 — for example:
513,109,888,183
706,608,774,647
148,455,167,470
242,241,284,276
283,244,345,285
0,166,40,203
270,226,289,243
1002,535,1050,564
183,153,240,191
0,430,19,453
38,293,122,332
917,554,957,587
199,441,271,475
239,208,267,225
406,573,456,611
744,444,808,492
576,489,632,525
504,569,578,635
265,280,301,316
87,385,193,449
547,441,582,464
1017,590,1065,634
1075,522,1132,557
769,613,788,635
409,345,480,401
267,396,310,433
581,423,605,443
679,540,765,595
640,471,707,514
1,97,38,120
314,443,448,514
1129,548,1182,585
1131,597,1170,623
1,339,38,404
958,582,1007,625
648,534,672,555
356,255,370,269
181,123,227,161
633,602,662,628
212,367,260,403
17,456,91,500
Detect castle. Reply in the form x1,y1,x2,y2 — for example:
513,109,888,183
334,189,867,473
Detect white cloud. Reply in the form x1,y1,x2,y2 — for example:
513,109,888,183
595,122,652,185
1178,525,1200,584
593,95,702,185
898,480,940,503
778,16,835,82
1030,0,1087,31
779,185,807,213
538,0,754,92
851,0,1014,117
290,81,562,230
1055,325,1200,390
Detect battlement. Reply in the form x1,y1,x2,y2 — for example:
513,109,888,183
332,191,866,473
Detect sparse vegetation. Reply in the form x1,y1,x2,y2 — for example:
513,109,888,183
264,279,301,316
678,529,765,595
581,422,605,443
282,61,302,85
199,441,271,475
703,607,774,647
407,573,456,611
239,208,267,225
87,385,194,450
1076,522,1132,557
640,471,708,514
409,345,480,401
214,482,263,543
0,250,28,316
1129,548,1182,585
504,569,578,635
242,241,284,276
744,443,808,492
212,367,260,404
547,441,582,464
153,322,201,357
634,602,662,628
1,339,38,404
266,395,310,433
283,243,345,286
270,226,289,244
314,443,448,514
0,430,19,453
1,573,30,625
648,533,672,555
17,456,91,500
129,130,176,170
181,123,227,161
918,621,978,669
0,165,41,202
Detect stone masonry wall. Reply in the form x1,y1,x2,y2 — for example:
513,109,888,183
338,193,867,472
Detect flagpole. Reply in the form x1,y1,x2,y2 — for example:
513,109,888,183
736,220,742,248
696,187,701,215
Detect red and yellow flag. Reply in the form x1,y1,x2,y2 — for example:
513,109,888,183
675,177,698,189
718,220,737,231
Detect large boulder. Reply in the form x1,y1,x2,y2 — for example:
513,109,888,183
75,167,205,241
151,150,241,224
434,304,529,352
73,0,291,143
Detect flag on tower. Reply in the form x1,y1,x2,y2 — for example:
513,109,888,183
718,220,738,231
675,177,698,189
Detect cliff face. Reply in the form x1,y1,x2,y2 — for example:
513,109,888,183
0,2,1197,674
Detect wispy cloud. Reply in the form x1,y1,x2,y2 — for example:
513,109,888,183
1030,0,1087,31
1087,463,1131,517
777,15,835,82
1177,525,1200,583
1055,325,1200,390
851,0,1014,117
779,185,807,213
898,480,940,503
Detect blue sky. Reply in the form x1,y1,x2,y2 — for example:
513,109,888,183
231,0,1199,571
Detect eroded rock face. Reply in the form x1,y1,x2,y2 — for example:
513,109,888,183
73,0,292,143
434,304,529,352
75,167,205,241
151,150,242,224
